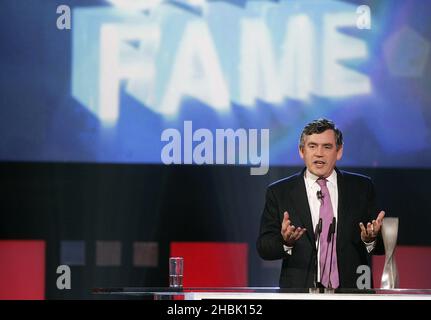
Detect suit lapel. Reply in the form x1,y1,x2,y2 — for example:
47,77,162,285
335,168,348,248
291,169,315,246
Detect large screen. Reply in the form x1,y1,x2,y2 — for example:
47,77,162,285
1,0,430,169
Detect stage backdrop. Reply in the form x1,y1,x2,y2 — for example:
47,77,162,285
1,0,431,167
1,0,431,299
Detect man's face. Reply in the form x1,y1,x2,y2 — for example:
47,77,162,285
299,129,343,178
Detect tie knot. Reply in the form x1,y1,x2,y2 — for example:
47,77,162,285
317,178,327,187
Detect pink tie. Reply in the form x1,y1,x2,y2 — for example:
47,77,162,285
317,178,339,288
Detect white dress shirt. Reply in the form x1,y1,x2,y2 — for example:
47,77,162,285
304,169,338,231
304,169,337,282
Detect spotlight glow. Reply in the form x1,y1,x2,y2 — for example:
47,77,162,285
106,0,163,12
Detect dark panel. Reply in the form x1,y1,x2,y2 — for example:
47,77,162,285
1,162,430,298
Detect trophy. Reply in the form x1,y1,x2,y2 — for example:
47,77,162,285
380,217,399,289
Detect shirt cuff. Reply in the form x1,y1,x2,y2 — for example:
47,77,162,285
363,240,376,253
283,245,293,255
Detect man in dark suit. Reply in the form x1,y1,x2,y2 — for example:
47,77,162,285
257,118,385,289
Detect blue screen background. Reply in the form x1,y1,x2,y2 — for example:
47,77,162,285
1,0,430,168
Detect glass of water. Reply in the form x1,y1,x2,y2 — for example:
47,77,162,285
169,257,184,288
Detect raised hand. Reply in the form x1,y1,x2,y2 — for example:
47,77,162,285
281,211,307,247
359,211,385,243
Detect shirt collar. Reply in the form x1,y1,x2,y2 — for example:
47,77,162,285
304,169,337,188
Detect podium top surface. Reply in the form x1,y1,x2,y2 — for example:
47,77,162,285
92,287,431,300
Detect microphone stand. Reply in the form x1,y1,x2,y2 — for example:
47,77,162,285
325,217,337,294
310,218,323,294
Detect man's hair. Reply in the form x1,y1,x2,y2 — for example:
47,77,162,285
299,118,343,149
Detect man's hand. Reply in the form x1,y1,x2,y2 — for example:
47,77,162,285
281,211,307,247
360,211,385,243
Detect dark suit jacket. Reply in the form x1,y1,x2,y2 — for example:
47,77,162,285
257,168,384,288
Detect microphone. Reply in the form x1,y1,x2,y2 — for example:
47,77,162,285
315,218,323,238
327,217,337,289
313,218,323,289
327,217,336,242
316,190,324,201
